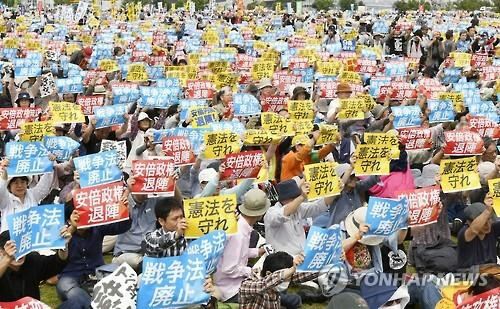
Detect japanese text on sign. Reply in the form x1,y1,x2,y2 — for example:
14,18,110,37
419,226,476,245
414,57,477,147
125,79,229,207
439,157,481,193
303,162,342,200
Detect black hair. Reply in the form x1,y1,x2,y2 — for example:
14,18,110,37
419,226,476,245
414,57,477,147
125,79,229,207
154,196,183,220
483,136,496,151
445,30,453,40
468,274,500,296
261,251,293,277
167,104,180,117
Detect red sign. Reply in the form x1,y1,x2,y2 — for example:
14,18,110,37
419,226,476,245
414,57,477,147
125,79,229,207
261,95,288,113
468,115,500,139
162,136,195,166
443,130,484,156
74,181,128,228
236,54,256,70
130,50,149,62
398,127,432,150
131,159,175,195
77,95,105,115
221,151,263,181
149,56,169,66
480,66,500,81
356,59,377,74
456,287,500,309
0,297,50,309
152,32,166,45
470,53,488,68
83,70,107,86
186,80,215,99
289,36,306,48
288,56,310,70
272,72,302,95
0,107,42,130
318,81,364,98
397,186,442,226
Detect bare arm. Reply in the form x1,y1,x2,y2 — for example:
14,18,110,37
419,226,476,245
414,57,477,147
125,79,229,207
464,206,494,242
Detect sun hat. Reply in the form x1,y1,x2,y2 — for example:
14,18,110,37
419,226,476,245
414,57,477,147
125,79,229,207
239,188,271,217
335,163,355,179
198,168,218,183
138,112,152,122
478,161,495,183
414,164,440,188
276,179,302,203
327,292,369,309
258,78,273,90
336,82,352,94
291,86,310,100
345,207,385,246
16,92,34,103
292,134,310,146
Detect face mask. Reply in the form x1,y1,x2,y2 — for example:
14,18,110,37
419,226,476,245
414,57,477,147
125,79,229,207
275,281,290,292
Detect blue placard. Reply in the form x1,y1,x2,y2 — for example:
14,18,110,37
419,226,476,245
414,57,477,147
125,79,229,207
442,68,461,84
139,87,180,109
366,197,408,236
428,99,455,123
369,77,391,97
56,76,83,94
112,87,140,105
1,48,17,61
5,142,53,176
373,20,389,34
67,63,82,78
5,141,48,159
468,101,499,123
341,39,356,52
185,230,226,274
74,150,119,173
157,127,211,154
78,165,122,188
297,225,343,272
179,99,208,122
208,121,245,136
146,66,165,80
293,67,315,83
14,57,42,78
7,204,65,260
391,106,422,129
94,104,128,129
156,78,180,88
43,136,80,161
385,63,407,77
452,81,477,91
138,255,210,308
232,93,261,116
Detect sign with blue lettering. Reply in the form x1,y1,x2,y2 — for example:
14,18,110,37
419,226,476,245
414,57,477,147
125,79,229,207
74,150,121,188
56,76,83,93
2,48,18,61
185,230,226,274
428,99,455,123
67,63,82,78
138,255,210,308
233,93,261,116
297,225,343,272
341,39,356,52
5,142,53,176
369,77,391,97
365,197,408,236
391,106,422,129
94,104,128,129
43,136,80,161
139,87,180,109
7,204,65,260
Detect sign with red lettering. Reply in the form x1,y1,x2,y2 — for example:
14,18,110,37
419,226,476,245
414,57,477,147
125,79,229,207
162,136,195,166
396,186,442,226
83,70,107,86
356,59,377,74
149,56,169,66
456,287,500,309
444,130,484,156
0,107,42,130
272,72,302,95
468,115,500,139
220,150,263,181
288,56,310,70
318,81,364,98
77,95,105,115
398,127,432,150
470,53,488,68
74,181,128,228
131,159,175,195
186,80,215,99
480,66,500,81
261,95,288,113
0,297,50,309
236,54,256,70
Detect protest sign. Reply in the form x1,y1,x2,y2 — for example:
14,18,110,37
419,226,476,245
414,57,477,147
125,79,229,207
365,197,408,236
186,80,215,99
456,287,500,309
390,106,422,129
139,86,180,108
398,128,432,150
162,136,195,166
184,194,238,238
468,116,500,139
5,141,53,176
233,93,261,116
189,106,219,128
336,98,370,120
74,150,122,188
297,225,342,272
443,130,484,156
131,159,175,195
288,100,314,120
185,230,227,274
49,101,85,124
20,120,54,142
304,162,342,200
251,61,275,80
438,92,465,113
450,52,472,68
73,181,128,228
487,178,500,216
112,85,141,104
138,255,210,308
14,57,41,77
77,95,105,115
354,145,393,176
94,104,128,128
317,61,343,76
0,107,41,130
101,140,127,168
316,124,340,145
126,63,148,82
439,157,481,193
428,99,455,123
203,131,241,159
98,59,120,73
243,129,278,146
396,186,442,227
261,95,288,113
220,151,262,181
40,72,57,98
364,132,399,149
6,204,65,259
91,263,138,309
43,136,80,161
0,297,50,309
56,76,84,94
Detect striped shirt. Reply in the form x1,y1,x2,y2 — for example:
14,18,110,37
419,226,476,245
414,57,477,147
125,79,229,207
141,227,187,258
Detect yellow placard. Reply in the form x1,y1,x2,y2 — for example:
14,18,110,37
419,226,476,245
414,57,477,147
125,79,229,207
3,37,18,49
66,43,81,56
354,158,391,176
49,102,85,124
293,119,314,134
244,129,279,145
126,63,148,82
288,100,314,120
25,39,41,51
317,61,343,76
339,98,371,111
184,194,237,238
20,121,54,142
336,109,365,120
253,41,268,53
364,132,399,148
487,178,500,216
261,112,295,136
450,52,472,68
438,92,465,113
98,59,120,73
440,157,481,193
214,72,238,90
208,61,229,74
356,94,377,111
188,53,202,65
339,71,362,84
165,70,188,87
261,50,280,63
251,61,275,80
304,162,342,200
316,124,340,145
203,131,241,159
203,31,219,45
297,48,319,62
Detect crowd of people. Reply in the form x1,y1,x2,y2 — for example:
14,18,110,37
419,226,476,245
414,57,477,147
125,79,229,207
0,3,499,309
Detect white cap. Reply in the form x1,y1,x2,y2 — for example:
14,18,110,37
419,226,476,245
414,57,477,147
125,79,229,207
198,168,218,183
138,112,151,122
